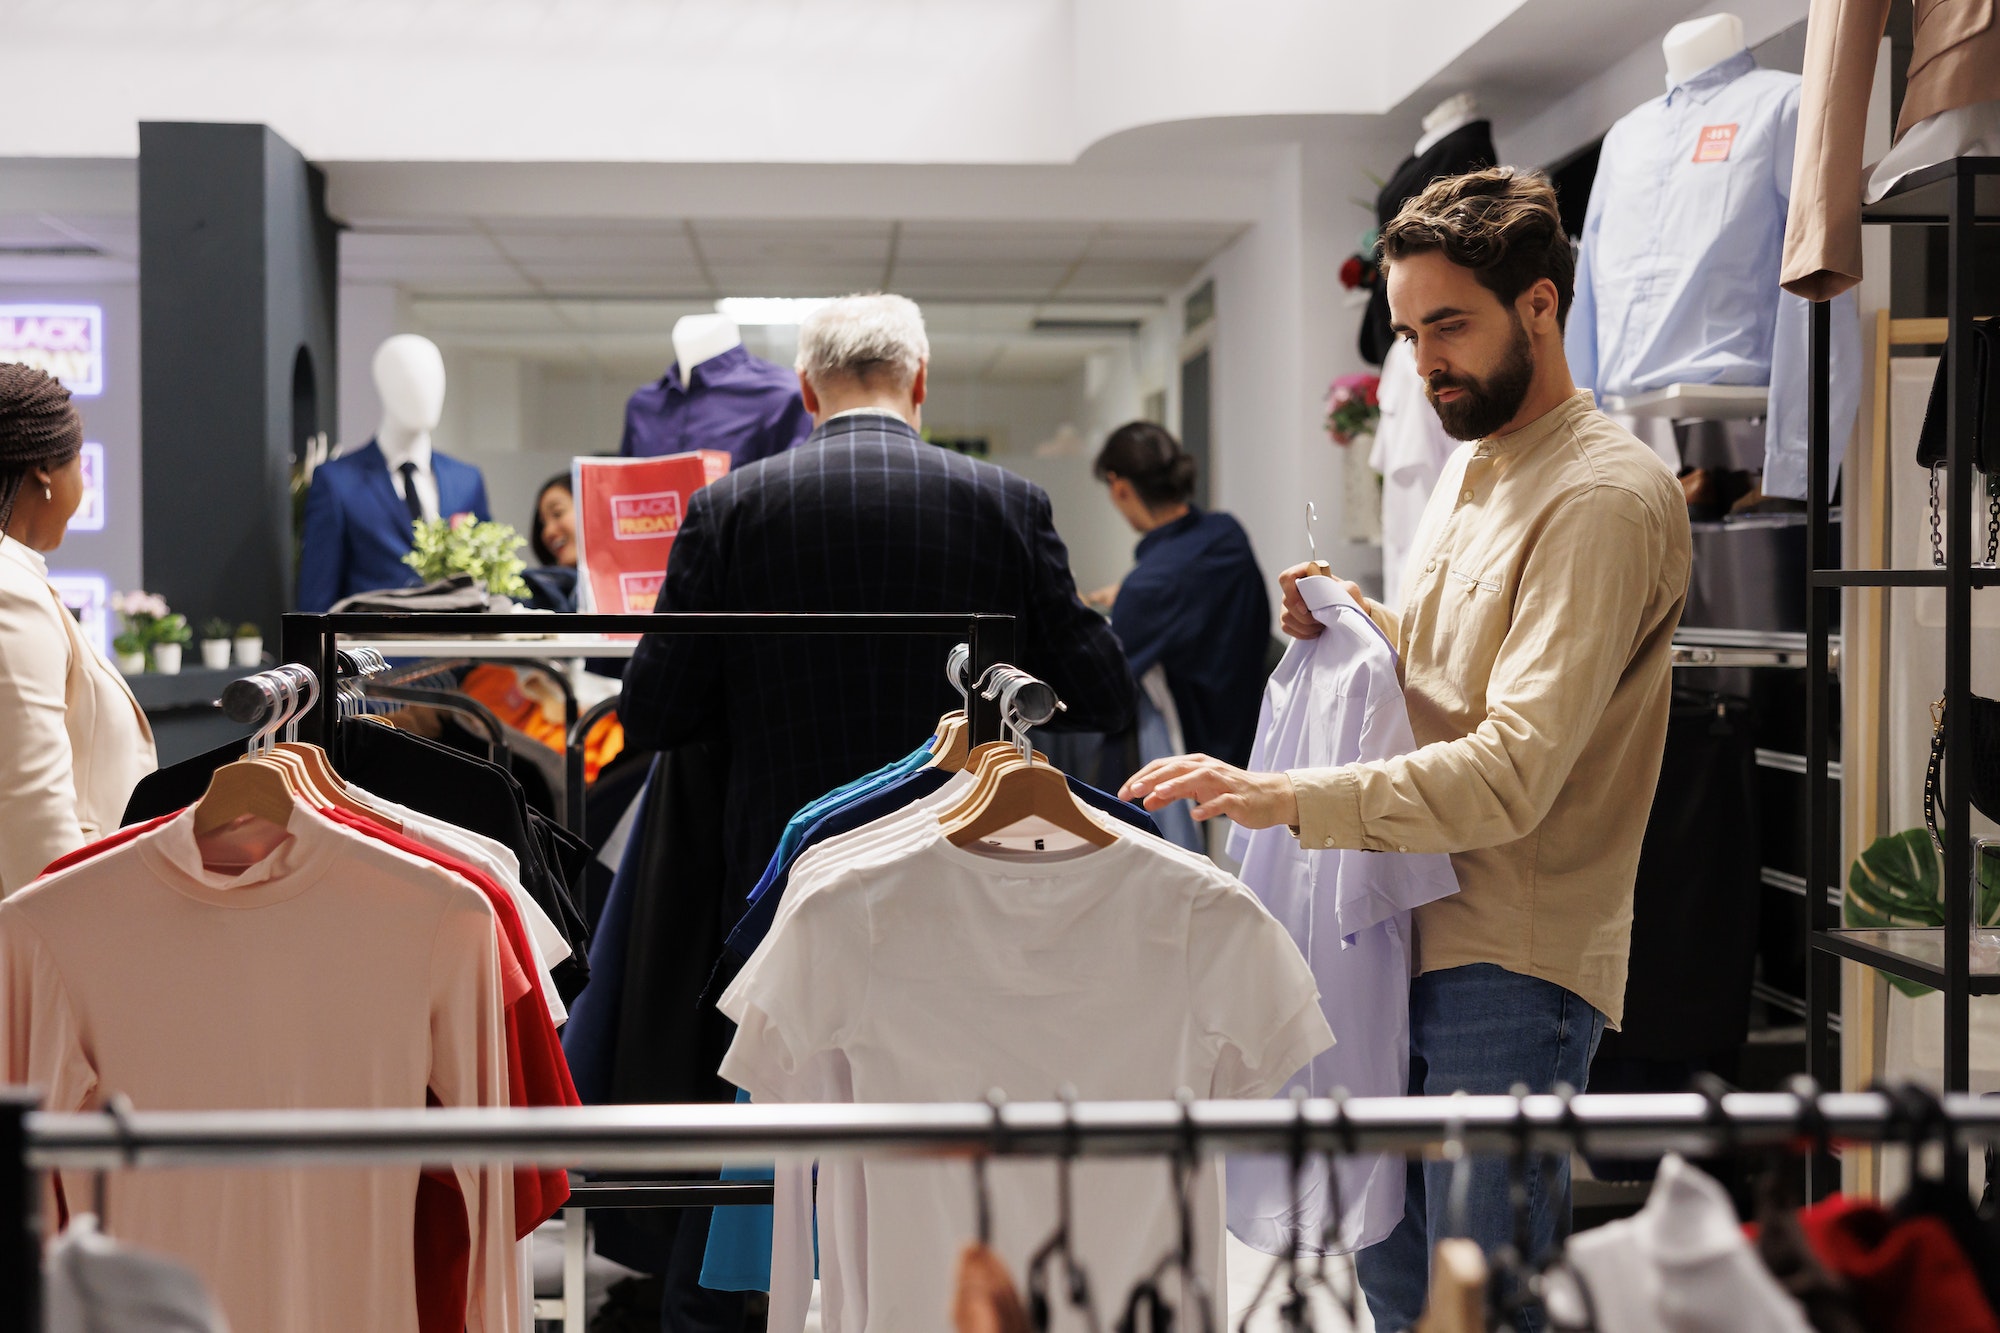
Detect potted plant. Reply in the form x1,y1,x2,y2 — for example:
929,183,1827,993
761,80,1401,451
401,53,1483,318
111,590,168,674
403,513,530,599
150,612,192,675
199,617,233,669
234,622,263,668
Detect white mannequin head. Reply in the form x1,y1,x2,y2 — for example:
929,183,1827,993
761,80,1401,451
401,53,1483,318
372,334,446,438
1663,14,1746,86
672,314,742,384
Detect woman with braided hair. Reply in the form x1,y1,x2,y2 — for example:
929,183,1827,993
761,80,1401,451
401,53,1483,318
0,363,154,893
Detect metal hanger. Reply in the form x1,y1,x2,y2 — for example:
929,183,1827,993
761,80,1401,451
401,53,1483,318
1237,1090,1313,1332
1305,502,1331,578
1026,1088,1100,1333
974,1088,1007,1247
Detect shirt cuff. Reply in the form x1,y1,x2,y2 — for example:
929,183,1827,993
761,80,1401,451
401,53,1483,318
1287,767,1364,851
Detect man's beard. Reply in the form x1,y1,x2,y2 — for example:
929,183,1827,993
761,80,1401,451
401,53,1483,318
1426,316,1536,441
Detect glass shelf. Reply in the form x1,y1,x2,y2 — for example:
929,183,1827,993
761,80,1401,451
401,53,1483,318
1812,928,2000,995
1861,157,2000,225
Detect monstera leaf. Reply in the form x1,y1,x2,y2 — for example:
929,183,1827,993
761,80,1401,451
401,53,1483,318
1845,829,2000,997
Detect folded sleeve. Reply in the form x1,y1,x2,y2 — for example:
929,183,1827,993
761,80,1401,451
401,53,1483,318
1290,487,1665,856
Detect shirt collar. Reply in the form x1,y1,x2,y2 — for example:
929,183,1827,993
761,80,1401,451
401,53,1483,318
665,343,750,394
1135,506,1203,558
826,407,909,424
0,534,47,579
375,434,432,474
1478,390,1596,456
1664,47,1754,105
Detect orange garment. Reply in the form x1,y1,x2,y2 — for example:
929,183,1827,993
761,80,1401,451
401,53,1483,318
458,665,625,781
954,1242,1032,1333
0,805,517,1333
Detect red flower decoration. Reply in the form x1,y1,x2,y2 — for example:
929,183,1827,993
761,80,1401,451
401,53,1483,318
1339,256,1365,290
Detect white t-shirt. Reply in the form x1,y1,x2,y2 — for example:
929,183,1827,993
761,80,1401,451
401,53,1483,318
720,820,1332,1333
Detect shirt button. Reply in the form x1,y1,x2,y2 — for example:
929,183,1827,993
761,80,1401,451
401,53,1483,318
1461,489,1474,502
1398,845,1409,852
1323,837,1335,848
1426,561,1436,572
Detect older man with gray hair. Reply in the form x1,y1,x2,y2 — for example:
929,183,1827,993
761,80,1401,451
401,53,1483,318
623,288,1136,897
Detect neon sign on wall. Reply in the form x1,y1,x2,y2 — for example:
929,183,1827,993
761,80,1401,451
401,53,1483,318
46,572,109,656
0,304,103,396
67,443,105,533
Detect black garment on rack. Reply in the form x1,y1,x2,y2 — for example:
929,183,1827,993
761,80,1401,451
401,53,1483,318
334,718,592,1000
122,737,248,825
583,749,654,931
1597,689,1760,1063
587,740,747,1333
1358,120,1497,365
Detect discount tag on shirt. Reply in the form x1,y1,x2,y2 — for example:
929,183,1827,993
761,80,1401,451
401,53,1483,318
1691,123,1738,163
573,450,730,624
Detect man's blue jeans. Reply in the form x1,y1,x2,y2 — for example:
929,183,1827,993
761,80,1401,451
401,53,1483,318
1353,964,1607,1333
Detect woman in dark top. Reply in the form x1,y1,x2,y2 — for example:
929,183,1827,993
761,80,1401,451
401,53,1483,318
522,472,581,612
1091,421,1270,769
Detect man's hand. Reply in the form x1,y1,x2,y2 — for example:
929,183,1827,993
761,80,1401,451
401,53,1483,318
1118,754,1300,828
1082,583,1120,613
1277,562,1367,640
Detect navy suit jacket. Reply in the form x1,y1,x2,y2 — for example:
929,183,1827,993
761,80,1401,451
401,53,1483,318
621,413,1136,895
296,440,491,612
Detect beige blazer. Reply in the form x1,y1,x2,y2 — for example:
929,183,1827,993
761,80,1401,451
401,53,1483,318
1784,0,2000,300
0,537,156,895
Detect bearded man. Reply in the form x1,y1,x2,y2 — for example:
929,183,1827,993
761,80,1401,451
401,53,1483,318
1121,167,1692,1333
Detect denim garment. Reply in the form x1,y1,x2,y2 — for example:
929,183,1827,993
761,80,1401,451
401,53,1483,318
1565,49,1860,499
1354,963,1607,1333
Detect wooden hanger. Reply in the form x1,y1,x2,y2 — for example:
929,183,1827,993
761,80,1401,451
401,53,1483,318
272,741,390,826
1413,1238,1487,1333
926,711,971,772
939,756,1116,849
191,756,299,837
938,674,1113,850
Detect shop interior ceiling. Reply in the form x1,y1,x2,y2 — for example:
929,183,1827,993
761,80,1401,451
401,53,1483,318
1,0,1758,385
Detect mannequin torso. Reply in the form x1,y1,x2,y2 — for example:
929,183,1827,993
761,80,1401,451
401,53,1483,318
1663,14,1745,87
1416,92,1480,154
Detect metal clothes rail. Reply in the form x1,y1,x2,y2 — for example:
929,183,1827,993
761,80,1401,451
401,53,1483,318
2,1085,1991,1332
278,611,1021,754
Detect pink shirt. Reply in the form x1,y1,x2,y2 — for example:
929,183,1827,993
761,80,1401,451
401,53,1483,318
0,804,517,1333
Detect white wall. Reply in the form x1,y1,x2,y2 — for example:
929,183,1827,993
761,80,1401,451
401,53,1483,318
8,0,1530,165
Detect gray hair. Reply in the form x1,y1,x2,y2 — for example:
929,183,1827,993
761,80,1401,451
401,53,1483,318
794,293,930,388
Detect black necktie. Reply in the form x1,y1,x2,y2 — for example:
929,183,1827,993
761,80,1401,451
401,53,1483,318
397,461,424,528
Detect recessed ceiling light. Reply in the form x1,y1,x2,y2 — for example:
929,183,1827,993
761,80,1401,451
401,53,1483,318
715,297,832,325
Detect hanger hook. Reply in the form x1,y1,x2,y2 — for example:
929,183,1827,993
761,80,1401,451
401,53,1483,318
975,1088,1006,1246
948,643,972,708
1306,500,1319,567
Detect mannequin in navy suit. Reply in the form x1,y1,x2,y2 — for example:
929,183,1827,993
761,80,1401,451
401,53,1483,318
297,335,491,612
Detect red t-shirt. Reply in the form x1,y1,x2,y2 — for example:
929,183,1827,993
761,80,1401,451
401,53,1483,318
321,807,579,1333
39,812,180,878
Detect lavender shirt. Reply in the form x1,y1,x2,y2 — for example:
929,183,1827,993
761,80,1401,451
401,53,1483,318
1225,576,1461,1256
619,344,814,466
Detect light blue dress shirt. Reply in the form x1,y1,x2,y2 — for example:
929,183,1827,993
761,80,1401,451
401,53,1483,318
1565,49,1860,500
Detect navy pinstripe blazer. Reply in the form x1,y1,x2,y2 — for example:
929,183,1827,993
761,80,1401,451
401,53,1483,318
621,413,1137,894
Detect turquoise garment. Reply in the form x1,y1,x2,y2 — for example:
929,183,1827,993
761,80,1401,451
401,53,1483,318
699,740,934,1294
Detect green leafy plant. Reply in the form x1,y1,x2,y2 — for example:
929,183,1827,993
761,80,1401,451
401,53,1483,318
236,622,261,639
201,617,232,641
112,630,146,657
1845,828,2000,996
149,612,193,647
402,513,529,599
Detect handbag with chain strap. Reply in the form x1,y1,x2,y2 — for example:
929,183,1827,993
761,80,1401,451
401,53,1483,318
1916,316,2000,566
1923,694,2000,855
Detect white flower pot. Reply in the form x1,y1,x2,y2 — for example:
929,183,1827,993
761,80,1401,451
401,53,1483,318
151,643,183,675
233,637,263,668
199,640,232,670
116,650,146,675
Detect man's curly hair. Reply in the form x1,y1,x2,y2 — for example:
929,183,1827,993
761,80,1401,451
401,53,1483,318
1378,167,1576,331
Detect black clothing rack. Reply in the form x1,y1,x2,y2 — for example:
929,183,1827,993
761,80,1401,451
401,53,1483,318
279,610,1020,753
1805,160,2000,1170
3,1084,2000,1331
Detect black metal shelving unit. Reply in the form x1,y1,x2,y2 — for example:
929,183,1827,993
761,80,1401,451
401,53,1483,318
1806,160,2000,1171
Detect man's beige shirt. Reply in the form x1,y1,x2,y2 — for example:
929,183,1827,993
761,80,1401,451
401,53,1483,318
1289,391,1690,1026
